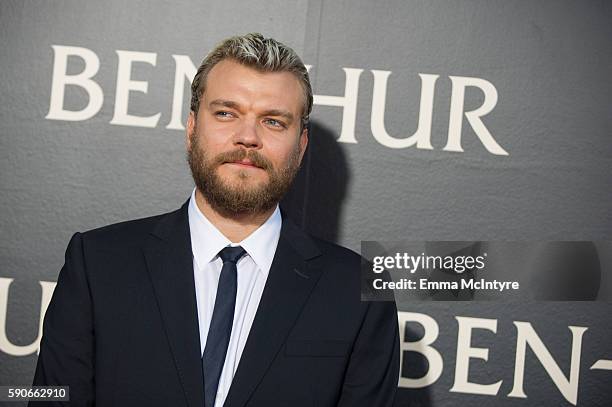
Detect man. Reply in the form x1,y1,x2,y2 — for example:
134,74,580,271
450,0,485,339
32,33,399,407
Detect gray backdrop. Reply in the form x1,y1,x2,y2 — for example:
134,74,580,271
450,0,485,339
1,1,611,406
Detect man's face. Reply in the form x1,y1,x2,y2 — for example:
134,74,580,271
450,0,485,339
186,59,308,216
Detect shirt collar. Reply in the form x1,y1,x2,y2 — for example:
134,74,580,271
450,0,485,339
188,188,281,276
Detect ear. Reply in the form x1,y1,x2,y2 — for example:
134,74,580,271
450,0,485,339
186,111,196,150
298,127,309,164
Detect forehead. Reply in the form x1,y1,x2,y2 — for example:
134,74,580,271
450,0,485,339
204,59,304,115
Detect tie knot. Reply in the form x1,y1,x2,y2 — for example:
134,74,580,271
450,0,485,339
218,246,246,264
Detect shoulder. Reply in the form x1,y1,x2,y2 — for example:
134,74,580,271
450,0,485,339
307,237,364,290
279,216,361,266
78,205,184,250
310,236,361,265
280,219,363,289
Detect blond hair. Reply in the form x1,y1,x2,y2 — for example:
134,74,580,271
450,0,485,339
190,33,312,130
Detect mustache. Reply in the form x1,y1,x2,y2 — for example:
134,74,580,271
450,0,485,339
213,149,272,171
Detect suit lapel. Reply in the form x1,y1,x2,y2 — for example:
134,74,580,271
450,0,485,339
224,219,322,407
143,201,205,407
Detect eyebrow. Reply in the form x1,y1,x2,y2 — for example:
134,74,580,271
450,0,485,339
209,99,241,110
209,99,295,124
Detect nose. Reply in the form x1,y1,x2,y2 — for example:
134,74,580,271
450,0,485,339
233,117,262,149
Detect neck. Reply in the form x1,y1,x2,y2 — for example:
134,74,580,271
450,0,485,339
194,188,276,243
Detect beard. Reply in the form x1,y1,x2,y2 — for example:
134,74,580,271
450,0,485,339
187,130,302,217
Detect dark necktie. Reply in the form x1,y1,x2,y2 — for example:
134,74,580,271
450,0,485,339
202,246,246,407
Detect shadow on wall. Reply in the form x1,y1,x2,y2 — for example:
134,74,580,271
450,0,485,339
281,120,349,243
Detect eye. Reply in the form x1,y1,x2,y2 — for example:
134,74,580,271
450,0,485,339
264,118,286,128
215,111,235,119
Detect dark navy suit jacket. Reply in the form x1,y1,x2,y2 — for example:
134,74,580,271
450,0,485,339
31,201,399,406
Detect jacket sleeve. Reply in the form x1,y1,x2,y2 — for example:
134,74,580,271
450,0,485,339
30,232,95,406
337,299,400,407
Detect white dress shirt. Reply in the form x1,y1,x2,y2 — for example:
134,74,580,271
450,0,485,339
188,188,281,407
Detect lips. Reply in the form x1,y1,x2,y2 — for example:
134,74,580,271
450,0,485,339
215,149,271,171
227,159,261,169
